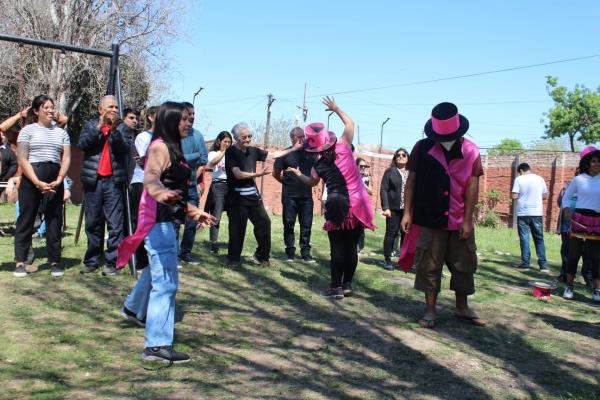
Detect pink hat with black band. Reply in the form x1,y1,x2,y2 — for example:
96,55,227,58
424,102,470,142
303,122,337,153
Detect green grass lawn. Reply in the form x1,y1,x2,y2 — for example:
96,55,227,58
0,202,598,399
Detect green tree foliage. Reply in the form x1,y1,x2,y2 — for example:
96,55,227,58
487,138,523,155
543,76,600,152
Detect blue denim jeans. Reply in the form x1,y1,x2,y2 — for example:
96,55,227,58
177,186,199,258
124,222,178,348
517,216,547,268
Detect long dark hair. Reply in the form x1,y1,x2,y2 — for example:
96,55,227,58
211,131,233,151
25,94,54,125
143,106,158,131
152,101,185,161
578,151,600,175
390,147,410,167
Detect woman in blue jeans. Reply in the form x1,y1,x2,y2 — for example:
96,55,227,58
117,102,215,363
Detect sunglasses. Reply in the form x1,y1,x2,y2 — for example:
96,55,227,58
359,165,368,169
395,153,408,158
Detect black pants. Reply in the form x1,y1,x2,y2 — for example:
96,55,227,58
205,181,228,243
15,162,64,263
560,232,592,279
328,227,362,287
83,178,124,268
384,209,405,259
282,196,313,258
566,237,600,280
227,202,271,262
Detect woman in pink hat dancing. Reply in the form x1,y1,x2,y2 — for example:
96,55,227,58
287,97,374,299
561,145,600,302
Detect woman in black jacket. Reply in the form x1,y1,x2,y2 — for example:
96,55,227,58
380,148,409,270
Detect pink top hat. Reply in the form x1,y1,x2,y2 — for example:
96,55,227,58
423,102,469,142
304,122,337,153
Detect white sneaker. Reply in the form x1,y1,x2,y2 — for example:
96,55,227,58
563,286,574,300
593,289,600,303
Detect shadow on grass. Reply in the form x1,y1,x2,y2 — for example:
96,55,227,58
532,312,600,340
1,227,597,399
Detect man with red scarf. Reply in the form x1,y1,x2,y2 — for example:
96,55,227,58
78,95,132,276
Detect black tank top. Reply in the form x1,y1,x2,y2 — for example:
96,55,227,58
157,155,191,224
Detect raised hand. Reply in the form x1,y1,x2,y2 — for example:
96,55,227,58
190,210,217,228
322,96,338,112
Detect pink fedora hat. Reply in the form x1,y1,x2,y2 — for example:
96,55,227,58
423,102,469,142
303,122,337,153
580,145,599,160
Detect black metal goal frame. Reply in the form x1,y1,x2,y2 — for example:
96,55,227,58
0,33,138,277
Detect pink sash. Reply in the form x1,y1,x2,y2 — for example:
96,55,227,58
116,188,157,269
398,224,420,273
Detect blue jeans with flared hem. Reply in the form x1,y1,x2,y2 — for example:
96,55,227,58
124,222,178,348
517,216,547,268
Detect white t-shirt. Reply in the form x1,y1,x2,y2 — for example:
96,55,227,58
512,173,548,216
208,150,227,181
131,130,153,184
561,173,600,212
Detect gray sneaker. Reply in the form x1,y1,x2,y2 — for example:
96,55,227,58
50,264,64,277
14,264,27,278
102,266,117,276
563,286,574,300
142,346,190,364
80,264,99,274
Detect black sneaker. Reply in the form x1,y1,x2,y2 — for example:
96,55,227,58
321,286,344,299
102,266,117,276
301,255,317,264
539,266,549,273
14,264,27,278
50,264,64,277
226,259,241,268
342,283,353,296
180,254,200,265
384,258,394,271
515,264,530,270
142,346,190,364
210,243,219,254
80,264,99,274
121,307,146,327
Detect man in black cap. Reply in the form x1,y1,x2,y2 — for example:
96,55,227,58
401,102,485,329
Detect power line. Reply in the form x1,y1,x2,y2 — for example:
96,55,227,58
279,53,600,101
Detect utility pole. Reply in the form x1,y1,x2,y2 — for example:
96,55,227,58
379,118,390,153
260,93,275,196
302,83,308,123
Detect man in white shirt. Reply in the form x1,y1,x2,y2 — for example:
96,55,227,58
511,163,549,272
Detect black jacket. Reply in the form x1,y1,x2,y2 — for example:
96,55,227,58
379,167,404,211
0,146,18,182
78,119,132,186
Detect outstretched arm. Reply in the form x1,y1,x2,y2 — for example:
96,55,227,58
286,166,320,187
323,96,354,146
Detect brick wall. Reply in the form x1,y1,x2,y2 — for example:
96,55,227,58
67,146,581,231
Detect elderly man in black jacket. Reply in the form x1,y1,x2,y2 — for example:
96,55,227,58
78,95,132,276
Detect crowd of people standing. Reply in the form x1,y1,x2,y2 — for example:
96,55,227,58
1,94,598,363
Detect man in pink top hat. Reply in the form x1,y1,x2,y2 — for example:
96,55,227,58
401,102,485,328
